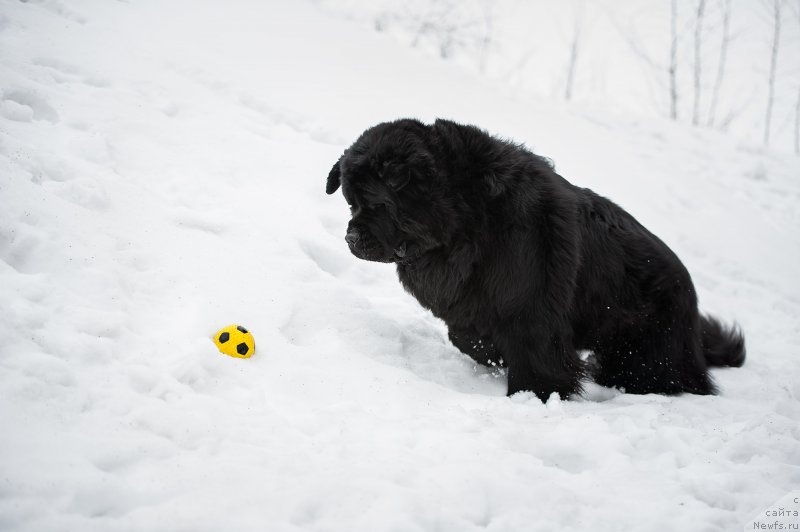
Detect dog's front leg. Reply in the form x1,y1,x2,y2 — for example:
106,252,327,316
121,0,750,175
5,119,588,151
448,326,504,368
496,318,583,401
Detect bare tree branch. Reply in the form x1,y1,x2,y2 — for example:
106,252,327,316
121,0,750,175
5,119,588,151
604,8,665,114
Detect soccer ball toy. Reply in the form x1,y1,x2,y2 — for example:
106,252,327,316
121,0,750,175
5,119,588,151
213,324,255,358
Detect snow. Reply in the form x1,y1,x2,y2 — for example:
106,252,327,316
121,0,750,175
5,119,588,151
0,1,798,531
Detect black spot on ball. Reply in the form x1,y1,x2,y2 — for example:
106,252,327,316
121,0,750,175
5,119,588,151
237,342,249,355
237,326,248,334
218,332,230,343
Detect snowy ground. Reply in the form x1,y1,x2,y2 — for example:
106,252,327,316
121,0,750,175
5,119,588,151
1,1,799,531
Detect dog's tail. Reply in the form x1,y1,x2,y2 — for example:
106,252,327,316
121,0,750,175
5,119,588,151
700,315,746,368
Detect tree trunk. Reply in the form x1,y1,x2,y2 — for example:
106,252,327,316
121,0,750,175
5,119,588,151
707,0,731,127
794,85,800,155
692,0,706,126
669,0,679,120
764,0,781,146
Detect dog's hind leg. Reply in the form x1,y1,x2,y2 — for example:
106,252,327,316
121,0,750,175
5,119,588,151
593,316,715,395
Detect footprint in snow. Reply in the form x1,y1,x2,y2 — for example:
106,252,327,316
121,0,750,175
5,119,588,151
298,238,350,277
172,210,229,236
1,89,59,123
32,57,110,88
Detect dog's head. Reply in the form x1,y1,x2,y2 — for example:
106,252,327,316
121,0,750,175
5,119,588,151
326,119,450,264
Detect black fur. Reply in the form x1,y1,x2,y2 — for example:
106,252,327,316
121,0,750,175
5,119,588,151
326,118,746,401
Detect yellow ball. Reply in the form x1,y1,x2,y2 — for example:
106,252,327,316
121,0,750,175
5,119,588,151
213,324,255,358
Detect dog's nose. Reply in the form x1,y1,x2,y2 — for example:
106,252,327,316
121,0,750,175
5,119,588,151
345,230,360,247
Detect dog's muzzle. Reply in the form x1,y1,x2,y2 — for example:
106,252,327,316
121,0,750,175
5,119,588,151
344,226,394,263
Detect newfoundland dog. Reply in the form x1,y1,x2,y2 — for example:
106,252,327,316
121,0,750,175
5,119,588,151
326,118,745,401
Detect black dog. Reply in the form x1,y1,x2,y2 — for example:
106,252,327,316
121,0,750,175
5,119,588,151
326,118,745,401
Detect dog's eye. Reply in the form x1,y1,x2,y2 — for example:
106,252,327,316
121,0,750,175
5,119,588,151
386,169,411,191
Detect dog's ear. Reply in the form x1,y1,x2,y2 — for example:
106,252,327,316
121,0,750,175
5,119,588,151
434,119,506,196
326,157,342,195
432,118,461,140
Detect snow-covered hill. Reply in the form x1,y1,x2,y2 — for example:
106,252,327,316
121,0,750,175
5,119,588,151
317,0,800,154
0,1,798,531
